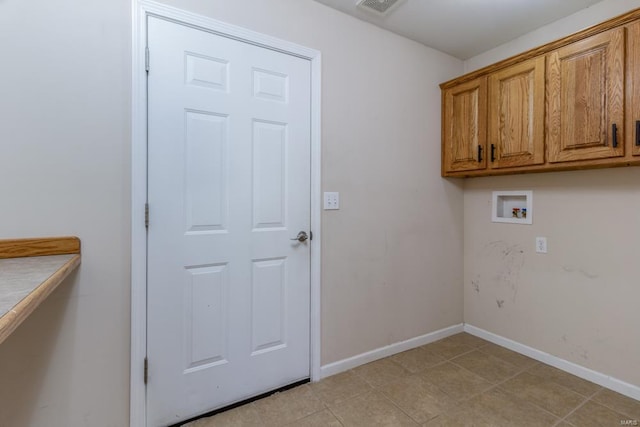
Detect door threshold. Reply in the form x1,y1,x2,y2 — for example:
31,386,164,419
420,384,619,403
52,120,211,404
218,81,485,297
171,378,311,426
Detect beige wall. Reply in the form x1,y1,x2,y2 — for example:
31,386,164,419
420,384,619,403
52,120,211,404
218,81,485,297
0,0,132,426
153,0,466,365
0,0,463,425
463,0,640,389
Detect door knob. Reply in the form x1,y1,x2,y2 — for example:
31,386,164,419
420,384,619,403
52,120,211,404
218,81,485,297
290,231,308,242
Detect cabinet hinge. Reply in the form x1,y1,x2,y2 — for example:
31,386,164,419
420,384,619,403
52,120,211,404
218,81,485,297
145,203,149,228
144,357,148,384
145,46,150,73
310,231,313,240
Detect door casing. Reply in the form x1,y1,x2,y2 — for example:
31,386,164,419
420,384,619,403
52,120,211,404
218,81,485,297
131,2,322,426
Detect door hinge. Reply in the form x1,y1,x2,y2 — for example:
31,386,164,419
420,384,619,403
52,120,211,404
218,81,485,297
145,203,149,228
144,357,148,384
145,46,150,72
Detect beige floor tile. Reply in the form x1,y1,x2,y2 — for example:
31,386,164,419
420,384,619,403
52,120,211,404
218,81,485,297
592,388,640,420
378,374,454,423
451,350,521,384
478,342,538,369
422,338,474,360
463,387,559,426
565,400,632,427
420,362,492,401
391,347,446,374
329,391,419,426
422,406,493,427
252,384,325,426
183,404,263,426
287,409,343,426
310,371,372,405
421,414,453,427
442,333,489,349
178,349,639,427
351,358,409,388
499,372,586,418
528,364,601,397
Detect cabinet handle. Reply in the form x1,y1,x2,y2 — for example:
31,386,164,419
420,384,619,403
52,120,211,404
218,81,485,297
477,145,483,162
490,144,496,162
636,121,640,146
612,123,618,148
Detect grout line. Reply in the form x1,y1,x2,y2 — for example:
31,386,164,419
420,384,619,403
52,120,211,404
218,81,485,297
324,405,345,427
490,371,582,423
590,390,640,420
254,383,330,427
551,418,567,427
246,402,264,427
568,388,636,421
448,352,526,382
556,393,593,425
524,364,606,397
376,389,423,425
307,372,373,408
492,382,566,424
470,359,589,424
419,364,492,405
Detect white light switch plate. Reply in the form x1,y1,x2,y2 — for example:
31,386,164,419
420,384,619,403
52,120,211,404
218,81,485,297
324,192,339,210
536,237,547,254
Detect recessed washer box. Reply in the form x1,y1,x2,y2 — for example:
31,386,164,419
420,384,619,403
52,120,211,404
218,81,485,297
492,191,532,224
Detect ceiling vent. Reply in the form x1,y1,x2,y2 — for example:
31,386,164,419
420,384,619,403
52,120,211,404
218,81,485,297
356,0,406,16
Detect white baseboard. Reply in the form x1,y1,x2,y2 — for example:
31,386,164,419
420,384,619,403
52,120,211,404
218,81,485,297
464,324,640,401
319,323,464,379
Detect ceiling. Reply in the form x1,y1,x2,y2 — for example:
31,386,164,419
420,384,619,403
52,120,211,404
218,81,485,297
313,0,603,59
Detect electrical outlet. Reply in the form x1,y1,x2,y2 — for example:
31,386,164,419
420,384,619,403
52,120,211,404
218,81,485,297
536,237,547,254
323,192,339,210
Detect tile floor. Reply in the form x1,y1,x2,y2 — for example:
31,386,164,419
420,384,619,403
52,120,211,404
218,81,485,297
184,333,640,426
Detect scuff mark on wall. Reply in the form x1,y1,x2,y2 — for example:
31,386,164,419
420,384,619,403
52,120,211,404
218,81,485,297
476,240,525,303
472,276,480,293
580,270,598,279
562,265,599,279
572,347,589,361
559,334,589,361
496,299,505,308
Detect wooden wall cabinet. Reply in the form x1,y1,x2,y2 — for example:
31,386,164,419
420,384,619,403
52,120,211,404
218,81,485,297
488,56,545,169
629,21,640,157
547,28,625,163
442,77,487,173
442,57,545,174
441,8,640,177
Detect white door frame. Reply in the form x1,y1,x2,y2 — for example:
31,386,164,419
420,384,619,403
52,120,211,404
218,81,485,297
131,2,322,425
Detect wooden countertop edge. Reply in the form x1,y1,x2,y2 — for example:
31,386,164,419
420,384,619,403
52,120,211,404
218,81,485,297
0,254,81,346
0,237,81,259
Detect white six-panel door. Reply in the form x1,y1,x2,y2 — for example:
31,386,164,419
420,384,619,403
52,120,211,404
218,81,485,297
146,16,311,426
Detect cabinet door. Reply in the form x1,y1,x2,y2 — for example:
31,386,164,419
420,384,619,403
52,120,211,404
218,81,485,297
442,77,487,173
488,56,545,168
628,21,640,157
547,27,625,163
